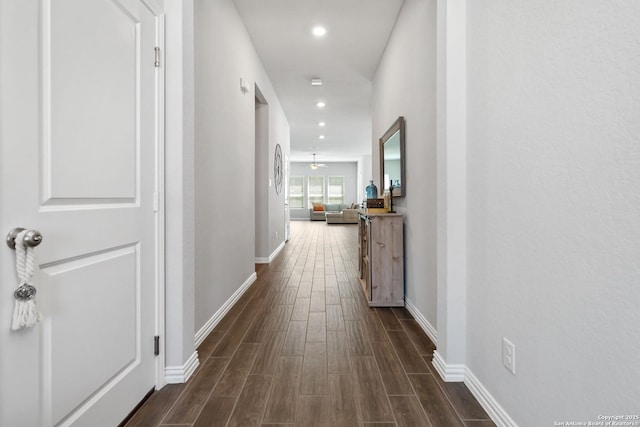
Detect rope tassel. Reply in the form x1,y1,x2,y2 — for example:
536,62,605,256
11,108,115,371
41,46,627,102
11,229,42,330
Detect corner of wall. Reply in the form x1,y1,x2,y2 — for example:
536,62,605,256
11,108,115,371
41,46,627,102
165,351,199,384
255,241,285,264
409,291,517,426
194,272,257,347
404,298,438,345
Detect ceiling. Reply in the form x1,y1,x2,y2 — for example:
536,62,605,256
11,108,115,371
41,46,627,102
233,0,405,163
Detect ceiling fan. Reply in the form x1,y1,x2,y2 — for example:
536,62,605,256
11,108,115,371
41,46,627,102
310,153,328,170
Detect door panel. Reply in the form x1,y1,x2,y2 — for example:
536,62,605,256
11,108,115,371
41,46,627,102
48,0,138,201
0,0,162,425
43,0,141,199
43,245,139,424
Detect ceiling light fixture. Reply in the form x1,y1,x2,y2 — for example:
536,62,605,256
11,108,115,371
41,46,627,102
319,135,325,140
318,121,325,127
316,101,326,108
311,78,322,86
312,26,327,37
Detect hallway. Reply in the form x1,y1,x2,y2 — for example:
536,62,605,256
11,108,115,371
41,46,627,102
125,221,494,426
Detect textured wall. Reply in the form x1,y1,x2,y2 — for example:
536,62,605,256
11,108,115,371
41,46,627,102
466,0,640,423
372,0,438,330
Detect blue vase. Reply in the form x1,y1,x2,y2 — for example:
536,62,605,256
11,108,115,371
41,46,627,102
365,180,378,199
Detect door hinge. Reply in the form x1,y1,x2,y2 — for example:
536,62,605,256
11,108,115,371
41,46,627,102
154,47,160,67
154,335,160,356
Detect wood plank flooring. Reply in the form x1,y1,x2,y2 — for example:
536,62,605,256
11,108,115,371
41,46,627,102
125,221,495,427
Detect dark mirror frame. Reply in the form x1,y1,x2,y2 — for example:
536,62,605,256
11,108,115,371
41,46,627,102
379,116,406,197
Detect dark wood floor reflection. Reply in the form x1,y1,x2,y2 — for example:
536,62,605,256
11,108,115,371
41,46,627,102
126,221,495,427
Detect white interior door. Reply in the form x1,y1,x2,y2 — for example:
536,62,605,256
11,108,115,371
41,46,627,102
0,0,162,425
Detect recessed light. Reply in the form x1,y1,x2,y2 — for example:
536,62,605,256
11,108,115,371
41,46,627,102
311,78,322,86
312,26,327,37
316,101,326,108
318,122,326,127
319,135,325,139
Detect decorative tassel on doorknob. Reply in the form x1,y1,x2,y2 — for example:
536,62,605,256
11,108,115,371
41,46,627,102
11,229,42,330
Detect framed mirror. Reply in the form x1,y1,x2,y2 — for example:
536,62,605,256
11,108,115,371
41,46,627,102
380,116,405,197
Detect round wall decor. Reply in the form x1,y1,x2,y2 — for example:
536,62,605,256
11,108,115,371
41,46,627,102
274,143,283,194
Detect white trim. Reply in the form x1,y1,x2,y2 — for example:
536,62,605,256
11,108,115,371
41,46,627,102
153,6,167,392
194,272,257,347
464,368,519,427
165,350,199,384
163,0,196,386
255,241,285,264
429,353,519,426
436,0,468,373
404,298,438,346
432,350,465,382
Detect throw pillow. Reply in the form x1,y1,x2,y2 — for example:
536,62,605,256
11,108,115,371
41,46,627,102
312,202,325,212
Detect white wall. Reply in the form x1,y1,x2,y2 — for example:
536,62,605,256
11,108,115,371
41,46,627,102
194,0,289,333
267,101,289,255
466,1,640,424
358,154,372,203
372,0,438,331
254,95,269,259
163,0,197,376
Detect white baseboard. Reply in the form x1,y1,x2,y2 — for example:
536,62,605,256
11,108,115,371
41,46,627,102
403,300,516,425
255,241,286,264
165,350,199,384
432,350,465,382
194,272,258,348
465,367,519,427
404,297,438,346
430,351,518,426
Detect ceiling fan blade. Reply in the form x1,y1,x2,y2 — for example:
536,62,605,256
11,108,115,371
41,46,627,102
310,154,328,168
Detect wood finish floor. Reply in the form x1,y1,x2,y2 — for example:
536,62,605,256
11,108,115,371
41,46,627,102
125,221,495,427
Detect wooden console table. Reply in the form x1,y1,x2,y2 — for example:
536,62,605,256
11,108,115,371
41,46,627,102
358,211,404,307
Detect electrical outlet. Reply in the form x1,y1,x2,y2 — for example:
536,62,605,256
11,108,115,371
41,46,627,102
502,337,516,375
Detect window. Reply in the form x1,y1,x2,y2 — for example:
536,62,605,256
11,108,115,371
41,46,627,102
289,176,304,208
308,176,325,207
327,176,345,204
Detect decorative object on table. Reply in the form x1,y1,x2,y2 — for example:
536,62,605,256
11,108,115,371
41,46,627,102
366,207,388,214
274,143,283,194
383,187,391,212
388,180,394,213
366,198,385,209
365,179,378,199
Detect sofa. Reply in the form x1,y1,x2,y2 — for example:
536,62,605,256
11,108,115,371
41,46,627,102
310,203,359,223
